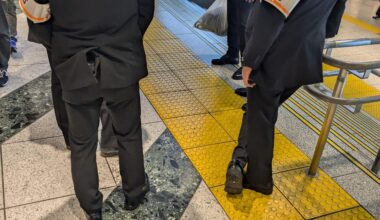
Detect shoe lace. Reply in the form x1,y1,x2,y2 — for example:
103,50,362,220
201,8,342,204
0,69,8,78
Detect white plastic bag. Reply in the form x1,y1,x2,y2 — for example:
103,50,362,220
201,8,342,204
194,0,227,36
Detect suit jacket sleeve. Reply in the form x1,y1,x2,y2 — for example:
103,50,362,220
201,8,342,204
325,0,346,39
26,0,52,48
27,19,52,49
137,0,155,35
242,2,285,70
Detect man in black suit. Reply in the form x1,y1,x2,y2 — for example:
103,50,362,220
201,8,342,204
0,2,9,87
224,0,347,196
24,0,154,219
28,17,119,158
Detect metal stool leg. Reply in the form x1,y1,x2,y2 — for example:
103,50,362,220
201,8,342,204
372,150,380,174
308,69,348,177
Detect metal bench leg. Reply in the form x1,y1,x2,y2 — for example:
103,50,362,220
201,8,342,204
308,69,348,177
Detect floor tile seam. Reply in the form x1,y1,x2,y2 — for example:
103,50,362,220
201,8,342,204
282,103,380,185
3,186,116,211
1,135,6,216
289,96,379,156
9,62,49,67
331,170,363,179
181,140,237,152
295,92,380,145
0,135,64,147
306,205,363,220
104,158,118,186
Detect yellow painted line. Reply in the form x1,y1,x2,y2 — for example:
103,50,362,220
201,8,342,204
293,93,378,155
298,89,380,144
283,103,380,185
343,14,380,34
288,98,360,153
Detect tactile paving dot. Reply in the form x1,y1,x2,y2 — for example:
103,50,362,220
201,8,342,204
212,109,244,140
192,86,245,112
211,186,303,220
273,134,310,173
140,71,186,95
185,142,236,187
143,41,156,55
274,168,358,219
165,114,232,149
146,91,207,119
316,207,375,220
148,39,189,54
160,53,209,70
144,27,176,40
173,68,227,90
146,55,171,73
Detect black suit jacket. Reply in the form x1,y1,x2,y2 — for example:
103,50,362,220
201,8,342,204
243,0,346,92
28,0,154,102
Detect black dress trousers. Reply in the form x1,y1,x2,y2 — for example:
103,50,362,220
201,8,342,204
226,0,253,58
65,84,146,213
48,51,117,149
233,86,299,185
0,2,10,71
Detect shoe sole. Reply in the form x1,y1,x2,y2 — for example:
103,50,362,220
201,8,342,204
100,151,119,158
224,169,243,194
243,184,273,195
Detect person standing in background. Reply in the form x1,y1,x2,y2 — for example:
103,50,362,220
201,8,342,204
373,5,380,19
211,0,253,69
1,0,20,58
0,1,9,87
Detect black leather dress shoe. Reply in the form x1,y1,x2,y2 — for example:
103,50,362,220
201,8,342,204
100,148,119,158
373,15,379,19
225,160,244,194
243,177,274,195
211,54,239,65
86,210,102,220
235,88,247,97
232,67,242,80
125,174,150,211
241,103,247,112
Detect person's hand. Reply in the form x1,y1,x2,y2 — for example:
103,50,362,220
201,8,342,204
242,66,256,88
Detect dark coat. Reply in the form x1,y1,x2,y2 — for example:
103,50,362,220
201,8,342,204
0,1,10,70
28,0,154,103
243,0,346,92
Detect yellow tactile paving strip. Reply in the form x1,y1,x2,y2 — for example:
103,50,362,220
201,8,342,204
211,109,244,140
146,91,207,119
173,68,226,89
192,86,245,113
324,75,380,119
140,19,374,219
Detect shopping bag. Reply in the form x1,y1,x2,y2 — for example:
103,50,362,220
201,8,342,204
194,0,227,36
